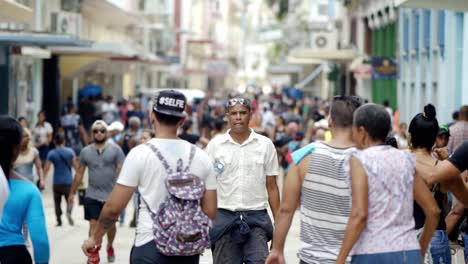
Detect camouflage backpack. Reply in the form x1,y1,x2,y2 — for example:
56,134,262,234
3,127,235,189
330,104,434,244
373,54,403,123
141,143,211,256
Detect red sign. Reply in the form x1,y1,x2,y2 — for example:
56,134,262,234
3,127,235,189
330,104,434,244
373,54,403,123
354,64,372,79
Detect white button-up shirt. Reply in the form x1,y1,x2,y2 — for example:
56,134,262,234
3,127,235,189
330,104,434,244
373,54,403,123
206,129,279,211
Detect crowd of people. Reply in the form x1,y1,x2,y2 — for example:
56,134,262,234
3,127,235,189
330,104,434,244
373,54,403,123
0,88,467,264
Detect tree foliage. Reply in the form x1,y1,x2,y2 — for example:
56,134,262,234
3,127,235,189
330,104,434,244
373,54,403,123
266,0,289,21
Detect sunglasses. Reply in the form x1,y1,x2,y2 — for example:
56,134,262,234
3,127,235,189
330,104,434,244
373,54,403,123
93,128,107,134
226,98,251,108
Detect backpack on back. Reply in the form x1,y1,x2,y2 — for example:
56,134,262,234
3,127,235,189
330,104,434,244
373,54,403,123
141,143,211,256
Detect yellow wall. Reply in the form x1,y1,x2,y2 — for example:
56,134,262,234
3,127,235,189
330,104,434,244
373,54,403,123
59,55,103,79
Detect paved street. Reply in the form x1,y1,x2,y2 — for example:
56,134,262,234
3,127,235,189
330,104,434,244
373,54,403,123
40,170,300,264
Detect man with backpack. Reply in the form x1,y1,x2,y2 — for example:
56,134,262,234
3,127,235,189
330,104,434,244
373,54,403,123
44,133,79,226
81,90,217,264
206,97,280,264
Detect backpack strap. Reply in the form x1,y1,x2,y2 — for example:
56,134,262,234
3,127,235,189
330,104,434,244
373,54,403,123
145,143,173,174
139,194,156,218
184,145,197,173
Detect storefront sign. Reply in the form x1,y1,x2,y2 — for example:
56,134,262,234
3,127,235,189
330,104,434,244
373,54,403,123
354,64,372,79
372,57,397,80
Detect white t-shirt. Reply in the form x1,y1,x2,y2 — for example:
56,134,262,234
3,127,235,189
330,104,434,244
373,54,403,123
102,102,118,125
0,166,9,220
32,122,53,146
117,138,217,246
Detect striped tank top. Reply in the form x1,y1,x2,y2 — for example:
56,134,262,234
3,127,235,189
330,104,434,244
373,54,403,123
298,142,354,264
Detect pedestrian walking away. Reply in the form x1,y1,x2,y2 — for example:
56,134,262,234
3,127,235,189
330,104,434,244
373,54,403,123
336,104,440,264
68,120,125,263
409,104,452,263
266,95,362,264
44,133,79,226
0,115,50,264
206,97,281,264
80,90,217,264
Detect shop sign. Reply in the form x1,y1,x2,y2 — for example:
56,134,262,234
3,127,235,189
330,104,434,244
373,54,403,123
372,57,397,80
354,64,372,79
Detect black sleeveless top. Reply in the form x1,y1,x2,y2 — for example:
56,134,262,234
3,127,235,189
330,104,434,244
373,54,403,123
414,184,450,230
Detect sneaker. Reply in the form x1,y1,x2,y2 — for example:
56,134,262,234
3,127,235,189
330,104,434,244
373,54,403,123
66,213,74,226
107,246,115,263
87,246,100,264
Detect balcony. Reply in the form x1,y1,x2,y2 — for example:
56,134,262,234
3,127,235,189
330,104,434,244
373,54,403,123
395,0,468,12
0,0,33,24
81,0,140,27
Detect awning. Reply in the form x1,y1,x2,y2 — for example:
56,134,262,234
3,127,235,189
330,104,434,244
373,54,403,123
267,64,303,74
110,54,168,65
296,64,324,89
50,42,137,57
287,56,324,65
0,32,91,47
395,0,468,12
349,56,369,71
11,46,51,59
290,48,357,62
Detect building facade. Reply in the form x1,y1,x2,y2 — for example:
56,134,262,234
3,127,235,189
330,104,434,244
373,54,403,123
398,7,468,124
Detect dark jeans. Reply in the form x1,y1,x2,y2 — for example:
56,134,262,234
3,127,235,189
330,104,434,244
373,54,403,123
0,245,33,264
212,227,269,264
351,250,421,264
53,184,72,223
130,241,199,264
37,145,49,163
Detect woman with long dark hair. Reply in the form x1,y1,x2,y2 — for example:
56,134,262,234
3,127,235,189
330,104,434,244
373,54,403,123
410,104,451,263
0,115,49,264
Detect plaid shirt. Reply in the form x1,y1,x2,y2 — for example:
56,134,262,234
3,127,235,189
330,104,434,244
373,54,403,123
448,121,468,153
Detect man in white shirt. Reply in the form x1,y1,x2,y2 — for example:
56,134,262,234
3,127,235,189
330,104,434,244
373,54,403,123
81,90,217,264
206,97,280,264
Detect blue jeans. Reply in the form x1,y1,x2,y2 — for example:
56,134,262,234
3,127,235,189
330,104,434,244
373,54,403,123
130,241,199,264
430,230,451,264
352,250,421,264
212,227,269,264
463,234,468,262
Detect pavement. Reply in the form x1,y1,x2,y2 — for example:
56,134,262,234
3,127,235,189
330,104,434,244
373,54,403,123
40,168,301,264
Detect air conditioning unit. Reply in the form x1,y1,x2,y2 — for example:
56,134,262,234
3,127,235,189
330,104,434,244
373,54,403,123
51,11,82,38
311,31,337,51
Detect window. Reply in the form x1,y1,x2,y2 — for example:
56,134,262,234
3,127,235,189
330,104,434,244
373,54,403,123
318,4,328,16
139,0,145,11
423,10,431,51
438,10,445,56
364,18,372,54
413,11,420,52
61,0,82,12
403,15,409,54
350,18,357,47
